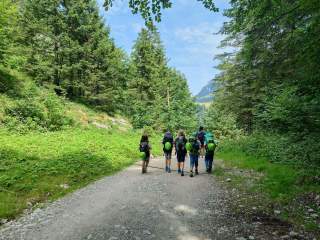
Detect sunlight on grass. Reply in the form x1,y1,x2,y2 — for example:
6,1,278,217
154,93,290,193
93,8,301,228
0,127,161,219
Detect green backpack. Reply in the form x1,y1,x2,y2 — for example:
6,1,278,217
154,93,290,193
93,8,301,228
140,151,146,160
207,140,216,152
186,142,192,151
164,142,172,151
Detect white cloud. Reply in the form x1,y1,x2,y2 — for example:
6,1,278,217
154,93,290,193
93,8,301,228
174,22,224,52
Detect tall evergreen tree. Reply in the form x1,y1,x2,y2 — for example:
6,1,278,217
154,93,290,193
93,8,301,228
21,0,128,113
129,27,197,131
206,0,320,165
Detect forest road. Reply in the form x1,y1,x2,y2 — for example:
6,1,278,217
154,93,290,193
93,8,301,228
0,157,288,240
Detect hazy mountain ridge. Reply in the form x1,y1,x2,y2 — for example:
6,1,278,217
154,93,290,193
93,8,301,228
195,81,215,103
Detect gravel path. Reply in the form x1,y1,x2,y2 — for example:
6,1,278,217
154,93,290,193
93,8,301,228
0,157,304,240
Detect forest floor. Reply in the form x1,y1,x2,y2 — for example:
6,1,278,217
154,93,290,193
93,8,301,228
0,157,318,240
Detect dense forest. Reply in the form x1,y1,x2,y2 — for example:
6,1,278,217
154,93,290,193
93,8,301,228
204,0,320,167
1,0,319,167
0,0,197,133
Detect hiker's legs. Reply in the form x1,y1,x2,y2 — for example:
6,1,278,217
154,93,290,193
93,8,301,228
200,145,205,158
143,157,150,173
177,154,180,170
195,155,199,174
181,159,185,176
208,154,214,172
164,152,170,172
142,160,146,173
189,154,196,177
190,154,195,172
167,152,172,172
205,154,210,171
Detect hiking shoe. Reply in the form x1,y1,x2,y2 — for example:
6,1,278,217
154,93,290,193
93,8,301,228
190,172,194,177
181,171,184,176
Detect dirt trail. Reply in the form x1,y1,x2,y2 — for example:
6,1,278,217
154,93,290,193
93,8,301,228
0,157,308,240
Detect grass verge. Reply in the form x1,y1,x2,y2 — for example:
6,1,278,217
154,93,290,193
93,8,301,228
215,144,320,234
0,127,161,220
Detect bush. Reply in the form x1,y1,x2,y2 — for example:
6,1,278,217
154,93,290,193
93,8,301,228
0,66,73,133
219,132,320,167
0,66,24,96
3,92,73,133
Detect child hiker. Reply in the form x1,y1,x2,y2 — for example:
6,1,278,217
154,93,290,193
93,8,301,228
139,133,152,174
162,129,174,173
197,126,206,158
205,139,216,173
188,136,201,177
174,130,187,176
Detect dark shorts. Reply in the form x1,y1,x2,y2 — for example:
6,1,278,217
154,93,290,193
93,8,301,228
164,151,172,160
177,153,186,163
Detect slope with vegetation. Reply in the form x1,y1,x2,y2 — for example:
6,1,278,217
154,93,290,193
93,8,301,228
0,0,195,221
203,0,320,232
0,67,162,220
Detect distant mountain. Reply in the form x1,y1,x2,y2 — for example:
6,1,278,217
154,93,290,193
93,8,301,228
195,81,215,103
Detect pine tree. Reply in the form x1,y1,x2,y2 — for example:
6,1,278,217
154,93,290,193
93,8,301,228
20,0,128,113
129,27,197,131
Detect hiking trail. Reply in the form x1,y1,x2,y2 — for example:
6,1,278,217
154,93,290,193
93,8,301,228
0,157,309,240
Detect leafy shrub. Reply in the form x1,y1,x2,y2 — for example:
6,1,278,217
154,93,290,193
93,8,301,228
0,66,73,133
3,92,73,132
0,66,24,96
219,132,320,167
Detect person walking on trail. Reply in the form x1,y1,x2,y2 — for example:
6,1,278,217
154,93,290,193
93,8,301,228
139,133,152,174
188,136,201,177
162,129,174,173
197,126,206,158
174,130,187,176
205,139,216,173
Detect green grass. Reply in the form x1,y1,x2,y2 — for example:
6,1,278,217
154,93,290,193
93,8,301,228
216,149,320,202
215,143,320,232
0,127,162,219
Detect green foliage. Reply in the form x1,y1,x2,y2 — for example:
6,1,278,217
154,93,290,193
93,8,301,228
219,133,320,167
0,127,162,219
216,139,320,222
103,0,218,24
128,28,197,132
0,1,26,69
20,0,128,113
0,66,25,96
205,0,320,165
4,91,73,133
0,66,73,133
204,101,242,139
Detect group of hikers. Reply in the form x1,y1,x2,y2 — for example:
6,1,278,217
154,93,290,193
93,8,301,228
139,127,217,177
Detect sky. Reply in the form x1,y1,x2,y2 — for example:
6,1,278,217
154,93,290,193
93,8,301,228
97,0,230,95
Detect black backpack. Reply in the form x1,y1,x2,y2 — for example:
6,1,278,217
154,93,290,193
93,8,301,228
197,131,205,143
140,141,149,153
163,132,173,144
190,140,200,154
176,136,185,152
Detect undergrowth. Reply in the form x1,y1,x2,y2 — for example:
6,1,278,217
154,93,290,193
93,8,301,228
215,138,320,232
